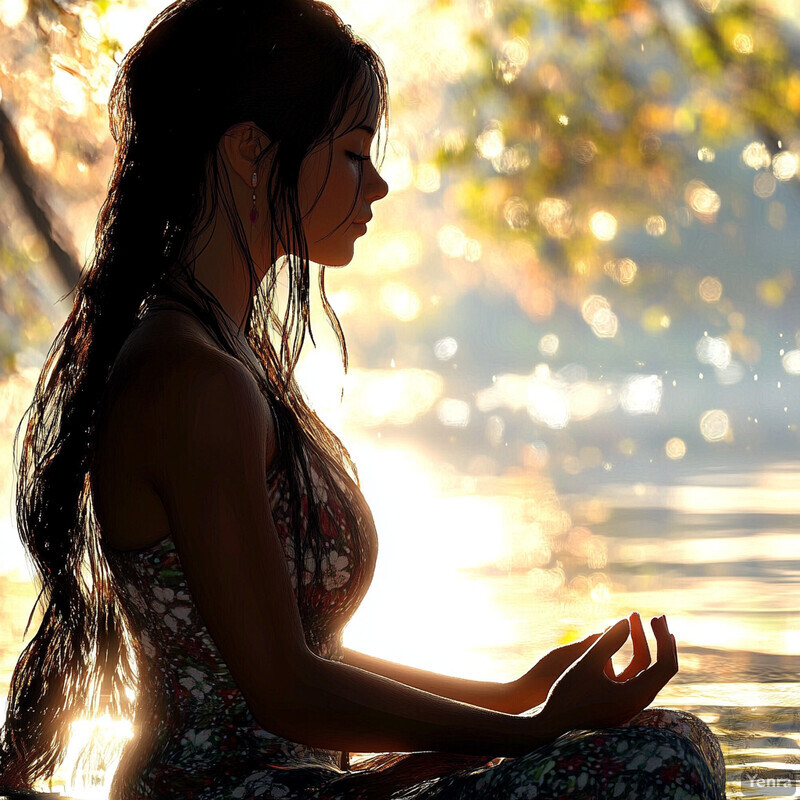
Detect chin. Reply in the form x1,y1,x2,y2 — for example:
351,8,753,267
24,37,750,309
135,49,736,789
315,250,356,268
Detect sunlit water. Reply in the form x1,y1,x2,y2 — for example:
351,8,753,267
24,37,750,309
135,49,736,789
1,442,799,798
344,443,800,800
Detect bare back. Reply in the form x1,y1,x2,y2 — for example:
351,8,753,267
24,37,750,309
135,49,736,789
91,307,278,552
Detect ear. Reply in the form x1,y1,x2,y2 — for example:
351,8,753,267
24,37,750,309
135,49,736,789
220,122,270,186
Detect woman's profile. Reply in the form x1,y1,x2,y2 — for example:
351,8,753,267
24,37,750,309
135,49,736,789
0,0,727,797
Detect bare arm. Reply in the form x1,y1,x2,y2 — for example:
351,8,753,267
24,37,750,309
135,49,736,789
251,619,677,757
341,613,652,717
141,344,677,759
274,652,547,755
341,648,519,714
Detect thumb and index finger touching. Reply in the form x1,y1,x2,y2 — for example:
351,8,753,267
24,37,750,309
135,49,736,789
585,614,678,687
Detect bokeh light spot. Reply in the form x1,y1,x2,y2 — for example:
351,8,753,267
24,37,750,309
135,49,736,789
781,350,800,375
476,122,504,160
433,337,458,361
773,152,799,182
498,37,529,83
603,257,637,285
685,180,721,222
732,32,754,54
645,215,667,236
581,295,618,338
620,375,662,415
537,198,573,239
753,172,777,198
698,276,723,302
589,211,618,241
665,437,687,460
438,225,466,257
538,334,559,357
503,196,530,229
700,409,730,442
20,119,56,168
572,138,597,164
742,141,771,169
696,335,732,369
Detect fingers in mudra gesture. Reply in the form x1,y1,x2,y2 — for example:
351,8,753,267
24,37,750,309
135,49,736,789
541,614,678,735
603,610,653,681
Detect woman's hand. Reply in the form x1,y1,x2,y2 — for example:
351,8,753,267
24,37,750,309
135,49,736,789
510,611,652,713
537,615,678,737
509,631,603,712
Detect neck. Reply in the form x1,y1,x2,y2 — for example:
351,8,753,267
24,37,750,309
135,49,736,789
180,168,274,330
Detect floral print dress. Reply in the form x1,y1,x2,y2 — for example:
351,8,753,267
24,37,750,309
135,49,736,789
103,451,726,800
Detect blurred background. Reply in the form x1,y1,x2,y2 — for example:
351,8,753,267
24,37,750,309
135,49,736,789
0,0,799,796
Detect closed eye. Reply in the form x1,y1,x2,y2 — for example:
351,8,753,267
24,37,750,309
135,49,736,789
347,152,371,163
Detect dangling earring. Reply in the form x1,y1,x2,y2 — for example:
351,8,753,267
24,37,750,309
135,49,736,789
250,171,258,224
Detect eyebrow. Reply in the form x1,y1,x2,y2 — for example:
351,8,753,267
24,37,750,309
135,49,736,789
335,123,377,142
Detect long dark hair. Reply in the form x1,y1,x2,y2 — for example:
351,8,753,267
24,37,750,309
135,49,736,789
0,0,387,789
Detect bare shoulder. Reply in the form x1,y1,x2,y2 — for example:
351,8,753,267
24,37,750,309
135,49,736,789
107,309,248,395
93,310,276,521
106,311,269,486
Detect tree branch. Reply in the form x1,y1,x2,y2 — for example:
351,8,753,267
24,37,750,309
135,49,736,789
0,101,82,295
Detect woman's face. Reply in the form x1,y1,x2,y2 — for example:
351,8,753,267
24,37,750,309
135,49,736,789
297,90,389,266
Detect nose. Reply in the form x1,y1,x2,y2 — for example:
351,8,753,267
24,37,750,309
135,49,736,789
365,161,389,203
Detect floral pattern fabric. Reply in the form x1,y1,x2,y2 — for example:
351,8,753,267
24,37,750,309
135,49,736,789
312,707,726,799
103,453,725,800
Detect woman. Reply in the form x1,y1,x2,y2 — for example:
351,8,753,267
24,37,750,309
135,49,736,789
0,0,726,797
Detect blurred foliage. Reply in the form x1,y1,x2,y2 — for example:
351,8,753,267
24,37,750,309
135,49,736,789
432,0,800,329
0,0,799,469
